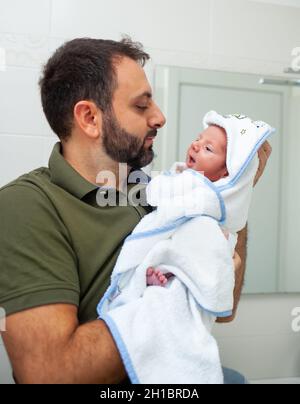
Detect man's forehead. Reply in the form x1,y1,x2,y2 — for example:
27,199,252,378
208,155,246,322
115,57,152,98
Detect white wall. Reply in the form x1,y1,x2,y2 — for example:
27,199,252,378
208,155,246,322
0,0,299,383
213,294,300,382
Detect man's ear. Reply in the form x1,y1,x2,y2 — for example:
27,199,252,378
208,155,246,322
73,101,102,139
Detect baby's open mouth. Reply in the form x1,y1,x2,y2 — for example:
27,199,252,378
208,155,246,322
187,153,196,168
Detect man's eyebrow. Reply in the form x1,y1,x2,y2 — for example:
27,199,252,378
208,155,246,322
133,91,153,100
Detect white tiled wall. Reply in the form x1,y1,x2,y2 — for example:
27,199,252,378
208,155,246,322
0,0,299,384
50,0,211,54
211,0,300,63
0,68,49,136
0,0,51,35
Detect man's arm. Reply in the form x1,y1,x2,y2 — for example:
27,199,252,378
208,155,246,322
254,141,273,186
216,226,246,323
2,304,126,384
217,141,272,323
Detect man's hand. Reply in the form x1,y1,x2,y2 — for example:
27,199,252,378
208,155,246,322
254,141,272,186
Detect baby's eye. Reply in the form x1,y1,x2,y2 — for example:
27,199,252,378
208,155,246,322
206,146,213,153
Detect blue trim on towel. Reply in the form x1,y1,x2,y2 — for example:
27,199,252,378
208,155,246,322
125,217,189,242
202,307,233,318
125,213,225,243
217,128,275,192
97,275,121,316
101,314,140,384
162,169,173,176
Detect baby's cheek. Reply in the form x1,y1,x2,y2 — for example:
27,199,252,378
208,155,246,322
195,159,206,172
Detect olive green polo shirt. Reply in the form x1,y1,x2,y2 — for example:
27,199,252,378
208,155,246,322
0,143,152,324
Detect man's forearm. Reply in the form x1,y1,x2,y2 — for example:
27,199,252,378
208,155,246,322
217,225,248,323
232,225,247,316
4,305,127,385
61,320,126,384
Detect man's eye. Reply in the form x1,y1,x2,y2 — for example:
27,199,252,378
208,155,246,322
136,105,148,111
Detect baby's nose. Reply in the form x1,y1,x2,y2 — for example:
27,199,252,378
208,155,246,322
192,141,200,152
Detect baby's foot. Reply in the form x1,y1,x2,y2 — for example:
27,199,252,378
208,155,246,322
146,267,168,287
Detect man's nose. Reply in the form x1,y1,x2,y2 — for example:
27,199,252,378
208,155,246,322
149,104,166,129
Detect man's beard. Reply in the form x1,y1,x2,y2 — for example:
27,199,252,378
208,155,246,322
102,110,157,169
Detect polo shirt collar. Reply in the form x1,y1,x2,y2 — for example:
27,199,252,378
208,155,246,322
49,143,98,200
49,142,151,200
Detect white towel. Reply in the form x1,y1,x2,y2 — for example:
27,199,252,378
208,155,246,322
97,111,275,384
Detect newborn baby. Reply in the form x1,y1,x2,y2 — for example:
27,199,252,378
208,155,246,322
98,111,274,384
147,124,229,287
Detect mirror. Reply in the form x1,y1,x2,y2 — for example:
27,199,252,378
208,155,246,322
153,65,300,294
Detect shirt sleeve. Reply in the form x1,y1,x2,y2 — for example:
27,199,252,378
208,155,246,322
0,184,80,316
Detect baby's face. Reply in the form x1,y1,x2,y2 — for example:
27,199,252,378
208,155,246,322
186,125,228,182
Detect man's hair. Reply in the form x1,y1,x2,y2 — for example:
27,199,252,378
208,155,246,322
39,37,150,141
